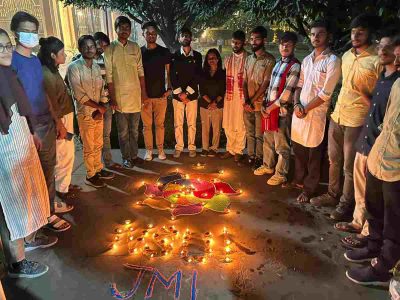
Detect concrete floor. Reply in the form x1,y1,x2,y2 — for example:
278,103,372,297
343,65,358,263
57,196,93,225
1,149,389,300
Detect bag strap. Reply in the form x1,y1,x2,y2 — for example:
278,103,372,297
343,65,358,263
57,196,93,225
277,57,299,98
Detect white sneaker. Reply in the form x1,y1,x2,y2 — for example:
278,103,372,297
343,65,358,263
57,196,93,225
158,150,166,160
144,150,153,161
254,165,274,176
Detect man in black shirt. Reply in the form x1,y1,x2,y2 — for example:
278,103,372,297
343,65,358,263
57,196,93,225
170,27,202,158
141,21,171,161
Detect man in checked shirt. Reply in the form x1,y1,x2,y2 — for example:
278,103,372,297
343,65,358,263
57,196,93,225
254,32,300,186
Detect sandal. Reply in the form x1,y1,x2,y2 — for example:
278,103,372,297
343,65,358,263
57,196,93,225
297,192,310,204
334,222,362,234
46,215,71,232
107,162,123,169
341,234,367,249
283,182,304,190
54,201,74,214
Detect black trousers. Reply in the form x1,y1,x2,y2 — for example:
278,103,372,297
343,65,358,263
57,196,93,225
366,170,400,274
292,141,323,196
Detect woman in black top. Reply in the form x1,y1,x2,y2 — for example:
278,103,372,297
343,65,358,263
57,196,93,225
199,48,226,157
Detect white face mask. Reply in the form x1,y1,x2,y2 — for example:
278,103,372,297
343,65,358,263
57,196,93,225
18,32,39,48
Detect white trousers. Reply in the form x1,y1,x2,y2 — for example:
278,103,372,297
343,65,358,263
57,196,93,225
173,99,197,151
55,112,75,193
224,127,246,155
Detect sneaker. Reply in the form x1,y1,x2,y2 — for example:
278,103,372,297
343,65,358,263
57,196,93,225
25,234,58,252
173,150,181,158
220,152,233,159
97,169,115,180
208,150,218,157
189,150,197,158
234,154,243,162
267,174,287,186
158,150,166,160
8,259,49,279
330,205,353,221
254,165,274,176
200,150,209,157
344,247,378,263
122,159,133,168
144,150,153,161
248,156,256,165
131,157,143,166
85,174,106,188
252,158,263,171
346,266,391,287
310,193,338,207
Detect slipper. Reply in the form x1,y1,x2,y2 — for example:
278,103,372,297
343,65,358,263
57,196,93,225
283,182,304,190
54,201,74,214
334,222,362,234
341,234,367,249
46,215,71,232
106,162,123,169
297,192,310,204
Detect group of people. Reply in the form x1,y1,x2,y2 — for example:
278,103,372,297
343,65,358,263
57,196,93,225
0,9,399,290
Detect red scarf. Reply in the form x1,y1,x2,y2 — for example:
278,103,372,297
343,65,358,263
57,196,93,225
225,52,247,101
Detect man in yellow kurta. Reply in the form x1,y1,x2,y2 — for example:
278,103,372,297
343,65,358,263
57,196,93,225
105,16,148,169
310,14,382,222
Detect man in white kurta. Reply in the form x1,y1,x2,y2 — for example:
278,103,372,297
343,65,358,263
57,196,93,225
221,30,248,161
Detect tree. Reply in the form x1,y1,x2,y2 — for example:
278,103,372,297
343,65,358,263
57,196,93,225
240,0,400,50
60,0,237,51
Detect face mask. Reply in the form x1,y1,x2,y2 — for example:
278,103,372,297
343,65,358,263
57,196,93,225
18,32,39,48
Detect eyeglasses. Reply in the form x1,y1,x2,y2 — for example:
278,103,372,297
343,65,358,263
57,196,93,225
0,44,13,53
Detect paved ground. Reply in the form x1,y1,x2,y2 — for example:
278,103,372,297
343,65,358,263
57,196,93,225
1,149,389,300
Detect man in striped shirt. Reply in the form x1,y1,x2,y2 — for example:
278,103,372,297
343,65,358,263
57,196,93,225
254,32,300,186
290,20,341,204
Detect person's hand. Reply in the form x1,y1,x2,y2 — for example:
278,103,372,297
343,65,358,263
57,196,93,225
110,100,119,111
97,105,107,115
141,93,149,104
163,89,172,99
57,122,67,140
261,106,269,118
294,105,305,119
33,133,42,150
208,102,217,110
142,98,151,107
92,110,103,120
243,103,253,112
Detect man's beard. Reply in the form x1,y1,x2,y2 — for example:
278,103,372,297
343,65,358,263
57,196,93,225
251,44,263,52
232,47,243,53
181,41,191,47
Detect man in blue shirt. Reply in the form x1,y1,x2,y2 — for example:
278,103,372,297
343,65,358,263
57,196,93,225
11,12,71,244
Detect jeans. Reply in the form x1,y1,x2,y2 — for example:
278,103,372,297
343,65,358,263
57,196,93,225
200,107,223,151
35,121,56,214
293,141,324,197
102,104,114,167
263,117,291,178
115,112,140,161
243,110,263,159
365,170,400,274
327,118,362,210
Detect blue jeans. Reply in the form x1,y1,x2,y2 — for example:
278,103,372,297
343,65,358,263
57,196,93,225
115,112,140,161
102,104,114,166
243,110,263,159
35,121,56,214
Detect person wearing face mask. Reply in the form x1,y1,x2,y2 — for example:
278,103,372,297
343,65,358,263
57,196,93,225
10,12,70,236
38,37,75,225
255,32,300,186
0,28,51,279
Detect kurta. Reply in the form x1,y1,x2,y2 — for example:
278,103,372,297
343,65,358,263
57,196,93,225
223,52,247,132
0,104,50,241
